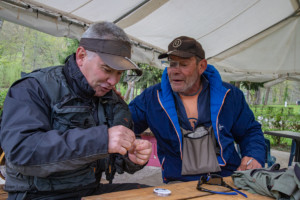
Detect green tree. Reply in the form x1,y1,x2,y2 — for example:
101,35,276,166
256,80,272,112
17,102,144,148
118,63,163,102
58,38,79,64
272,88,278,104
135,64,163,91
241,81,264,105
0,21,69,88
283,82,289,102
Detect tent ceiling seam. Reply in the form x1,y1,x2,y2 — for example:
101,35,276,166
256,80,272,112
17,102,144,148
69,0,93,14
208,4,300,60
113,0,150,24
17,0,92,24
115,0,169,29
1,0,89,27
196,0,260,40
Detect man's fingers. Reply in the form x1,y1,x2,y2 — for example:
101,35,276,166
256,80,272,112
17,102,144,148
124,133,135,144
128,139,152,165
238,156,262,171
237,165,246,171
133,139,152,151
134,152,151,160
246,160,262,170
119,147,127,155
135,148,152,155
121,140,133,151
134,157,148,165
108,125,136,154
129,153,149,165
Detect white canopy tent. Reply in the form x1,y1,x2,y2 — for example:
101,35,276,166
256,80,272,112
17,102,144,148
0,0,299,84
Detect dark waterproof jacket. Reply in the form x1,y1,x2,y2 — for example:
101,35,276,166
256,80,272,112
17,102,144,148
129,65,266,183
0,55,140,193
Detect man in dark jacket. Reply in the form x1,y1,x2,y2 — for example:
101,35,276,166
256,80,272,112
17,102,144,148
0,22,152,199
129,36,266,183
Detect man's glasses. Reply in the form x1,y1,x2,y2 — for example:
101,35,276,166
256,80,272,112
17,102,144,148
197,174,247,198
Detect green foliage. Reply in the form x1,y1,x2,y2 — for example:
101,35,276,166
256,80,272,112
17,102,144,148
264,135,292,152
0,56,23,87
0,21,69,88
272,88,277,103
135,64,163,90
117,63,163,96
283,83,289,102
241,81,264,91
250,105,300,150
58,38,79,64
0,88,8,113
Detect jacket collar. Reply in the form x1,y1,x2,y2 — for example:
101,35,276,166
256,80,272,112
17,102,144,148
63,54,95,99
203,64,224,89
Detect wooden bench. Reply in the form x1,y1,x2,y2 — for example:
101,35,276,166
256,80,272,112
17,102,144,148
0,185,8,200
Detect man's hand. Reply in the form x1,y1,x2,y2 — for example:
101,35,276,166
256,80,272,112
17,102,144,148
108,125,135,155
237,156,262,171
128,139,152,165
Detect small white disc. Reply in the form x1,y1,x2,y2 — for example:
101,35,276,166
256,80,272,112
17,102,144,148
153,188,171,197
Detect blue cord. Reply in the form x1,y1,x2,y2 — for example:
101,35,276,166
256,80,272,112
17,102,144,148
203,176,248,198
207,190,238,195
231,187,248,198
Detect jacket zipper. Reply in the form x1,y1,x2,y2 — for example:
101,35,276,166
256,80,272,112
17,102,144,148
157,90,183,159
216,89,231,166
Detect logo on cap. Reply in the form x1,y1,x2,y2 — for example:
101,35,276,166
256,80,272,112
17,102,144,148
172,39,182,48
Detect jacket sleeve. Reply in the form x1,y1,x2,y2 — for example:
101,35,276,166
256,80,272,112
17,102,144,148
128,91,149,135
229,86,266,166
108,93,146,174
0,78,109,177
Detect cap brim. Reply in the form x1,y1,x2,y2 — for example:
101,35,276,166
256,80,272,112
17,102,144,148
158,53,168,59
158,50,194,59
97,52,142,76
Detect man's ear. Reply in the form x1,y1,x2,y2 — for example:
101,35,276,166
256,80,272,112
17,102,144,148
199,59,207,75
76,46,86,67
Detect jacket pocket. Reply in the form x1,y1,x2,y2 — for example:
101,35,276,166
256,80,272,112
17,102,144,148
181,126,221,175
52,103,96,132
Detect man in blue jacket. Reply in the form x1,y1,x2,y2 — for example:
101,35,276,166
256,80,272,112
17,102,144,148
0,22,152,199
129,36,266,183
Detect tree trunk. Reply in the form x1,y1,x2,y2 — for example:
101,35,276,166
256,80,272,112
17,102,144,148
21,43,26,68
129,82,135,102
264,87,270,105
254,88,261,105
0,20,3,31
135,87,138,97
279,84,284,104
124,81,132,101
234,81,241,89
32,32,38,70
247,90,250,104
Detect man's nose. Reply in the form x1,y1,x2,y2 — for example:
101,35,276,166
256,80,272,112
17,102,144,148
107,74,119,86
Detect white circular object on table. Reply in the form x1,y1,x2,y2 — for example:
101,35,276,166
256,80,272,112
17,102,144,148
153,188,171,197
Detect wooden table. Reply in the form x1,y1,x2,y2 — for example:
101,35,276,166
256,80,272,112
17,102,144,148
264,131,300,162
0,185,8,200
82,177,274,200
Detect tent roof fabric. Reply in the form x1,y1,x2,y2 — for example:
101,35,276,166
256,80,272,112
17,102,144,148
0,0,299,83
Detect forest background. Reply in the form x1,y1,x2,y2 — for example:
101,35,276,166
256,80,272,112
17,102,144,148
0,20,299,152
